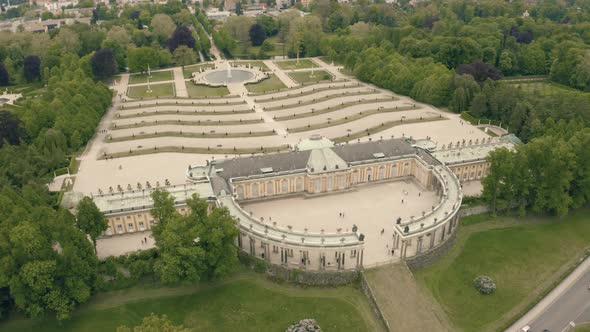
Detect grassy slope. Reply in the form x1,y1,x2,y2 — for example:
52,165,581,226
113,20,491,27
415,208,590,332
128,71,173,85
289,70,333,84
246,75,286,94
2,273,381,332
127,83,175,99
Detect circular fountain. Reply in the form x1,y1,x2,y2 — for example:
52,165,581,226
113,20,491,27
191,63,268,87
204,69,255,84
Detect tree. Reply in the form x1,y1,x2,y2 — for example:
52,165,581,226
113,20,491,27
0,62,9,86
235,2,243,15
249,23,267,47
127,46,160,73
456,61,502,83
55,29,81,55
152,193,238,284
256,15,277,36
150,189,177,240
172,45,196,66
261,39,275,53
23,55,40,83
167,26,196,53
117,314,190,332
76,197,107,253
0,110,23,147
91,48,117,80
151,14,176,45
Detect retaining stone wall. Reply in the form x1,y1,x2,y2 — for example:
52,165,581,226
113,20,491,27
360,273,391,332
406,231,457,271
266,264,359,286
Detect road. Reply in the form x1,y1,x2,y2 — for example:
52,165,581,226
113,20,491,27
507,256,590,332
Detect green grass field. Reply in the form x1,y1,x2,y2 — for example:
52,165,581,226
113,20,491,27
186,83,230,98
127,83,175,99
415,207,590,332
1,274,381,332
289,70,333,85
245,74,286,94
183,63,215,79
129,71,173,85
274,59,319,70
231,60,269,71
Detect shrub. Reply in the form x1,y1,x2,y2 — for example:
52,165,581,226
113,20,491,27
474,275,496,294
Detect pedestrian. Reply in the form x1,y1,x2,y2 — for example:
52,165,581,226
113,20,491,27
144,237,147,243
381,228,384,235
391,249,395,255
418,192,421,197
401,199,404,204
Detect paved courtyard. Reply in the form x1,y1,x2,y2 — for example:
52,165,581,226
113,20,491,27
242,180,439,266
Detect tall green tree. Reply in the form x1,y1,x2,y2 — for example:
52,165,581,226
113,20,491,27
76,196,107,253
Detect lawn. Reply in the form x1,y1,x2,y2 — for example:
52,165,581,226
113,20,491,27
186,83,230,98
274,59,319,70
414,207,590,332
289,70,333,85
231,60,269,71
1,274,381,332
245,74,286,94
183,63,215,79
127,83,175,99
128,70,173,85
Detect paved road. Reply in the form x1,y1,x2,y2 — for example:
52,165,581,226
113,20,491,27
507,256,590,332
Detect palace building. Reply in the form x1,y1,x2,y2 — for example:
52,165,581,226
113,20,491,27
92,135,514,271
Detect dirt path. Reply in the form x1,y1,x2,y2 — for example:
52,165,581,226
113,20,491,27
364,264,454,332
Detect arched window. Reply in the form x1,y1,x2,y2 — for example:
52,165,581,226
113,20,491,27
366,168,373,182
352,171,359,184
391,164,398,177
296,177,303,191
236,186,244,199
281,179,289,193
379,166,385,180
266,181,274,195
251,183,259,198
314,179,320,192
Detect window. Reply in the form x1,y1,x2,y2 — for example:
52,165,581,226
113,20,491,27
273,245,278,253
251,183,259,197
266,182,274,195
236,186,244,199
296,178,303,191
281,179,288,193
351,250,357,258
339,176,345,188
260,241,265,248
288,249,294,257
127,216,131,219
116,224,123,232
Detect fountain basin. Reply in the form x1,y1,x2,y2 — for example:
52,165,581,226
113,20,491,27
204,69,254,84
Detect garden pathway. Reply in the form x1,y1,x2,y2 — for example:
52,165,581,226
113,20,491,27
264,60,298,88
364,264,453,332
173,67,188,98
